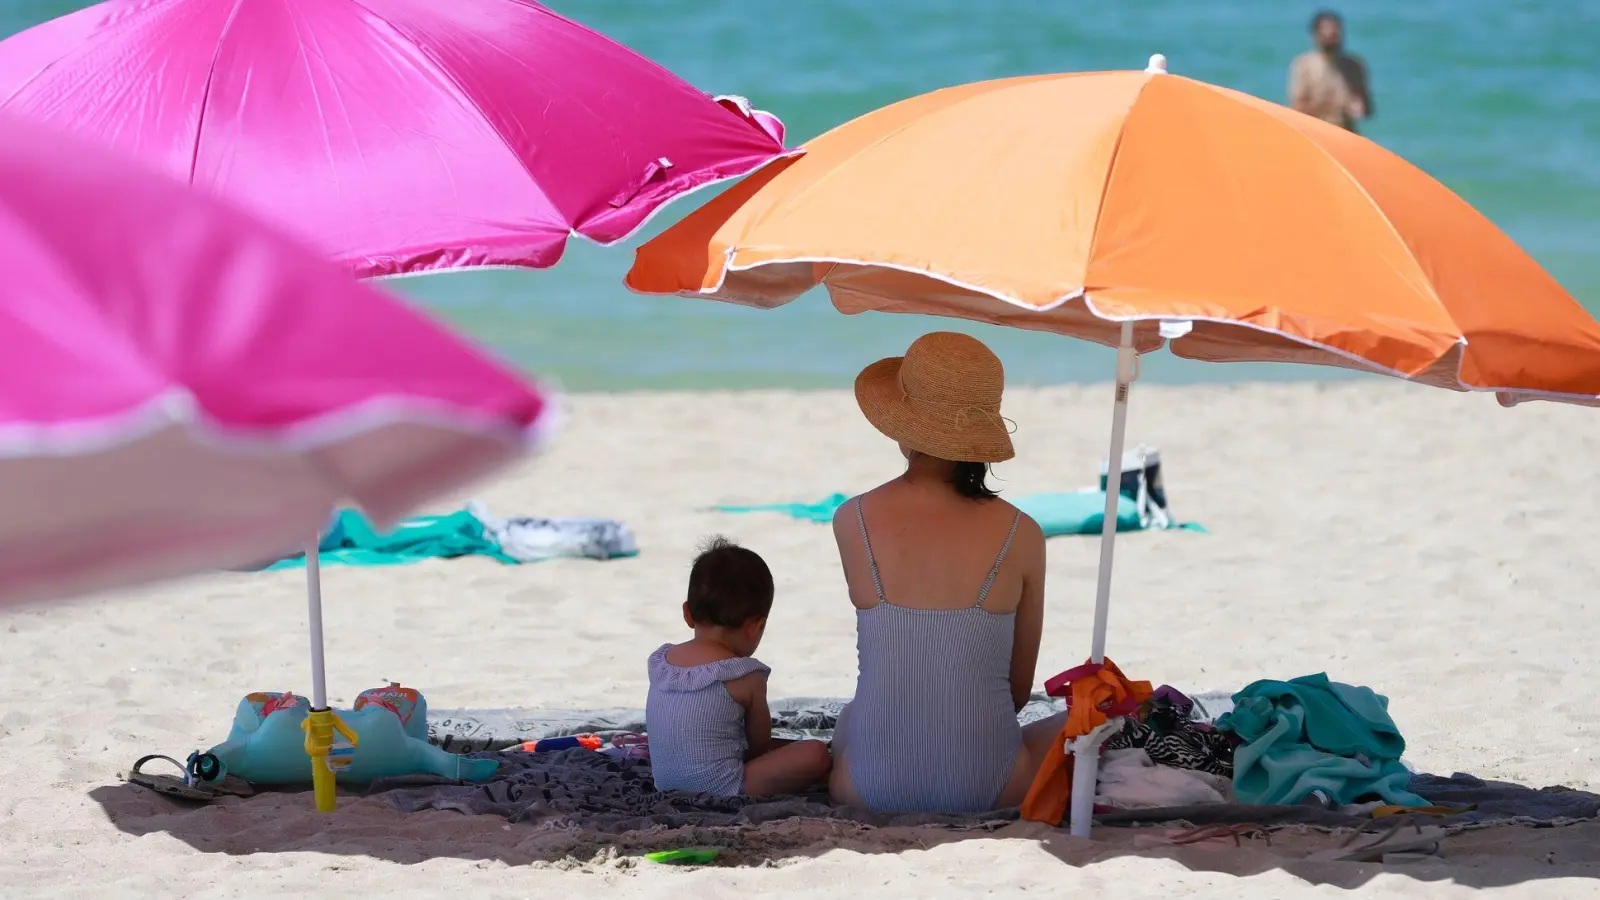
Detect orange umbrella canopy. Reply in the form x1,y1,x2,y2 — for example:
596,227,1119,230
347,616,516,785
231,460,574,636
628,60,1600,404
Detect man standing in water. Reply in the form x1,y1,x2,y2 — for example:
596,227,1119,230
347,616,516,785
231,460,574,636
1288,10,1373,132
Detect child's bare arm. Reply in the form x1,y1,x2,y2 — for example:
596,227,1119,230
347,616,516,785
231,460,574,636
725,671,774,759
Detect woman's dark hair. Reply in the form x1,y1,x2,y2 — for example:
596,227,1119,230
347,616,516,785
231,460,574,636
949,461,1000,501
685,536,774,628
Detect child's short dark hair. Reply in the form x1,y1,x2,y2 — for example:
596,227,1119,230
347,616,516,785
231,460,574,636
1310,9,1342,31
686,536,774,628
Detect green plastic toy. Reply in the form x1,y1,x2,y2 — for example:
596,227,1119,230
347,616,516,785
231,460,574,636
643,847,722,865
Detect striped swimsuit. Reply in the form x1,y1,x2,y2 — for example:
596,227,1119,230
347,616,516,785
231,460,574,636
835,498,1022,813
645,645,770,796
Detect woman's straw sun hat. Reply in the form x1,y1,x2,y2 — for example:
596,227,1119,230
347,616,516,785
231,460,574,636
855,332,1014,464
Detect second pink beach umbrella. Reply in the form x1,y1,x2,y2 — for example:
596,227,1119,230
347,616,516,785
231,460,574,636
0,0,790,278
0,115,554,764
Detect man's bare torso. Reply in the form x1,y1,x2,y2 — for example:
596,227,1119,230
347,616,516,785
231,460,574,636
1288,50,1370,131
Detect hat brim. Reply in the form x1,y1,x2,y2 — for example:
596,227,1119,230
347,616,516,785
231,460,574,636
855,357,1015,464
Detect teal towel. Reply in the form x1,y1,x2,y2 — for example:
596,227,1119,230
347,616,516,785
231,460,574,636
717,493,851,523
268,509,517,569
716,489,1161,537
1016,490,1145,536
1217,673,1426,807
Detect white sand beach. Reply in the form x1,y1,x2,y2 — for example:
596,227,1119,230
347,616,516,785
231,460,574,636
6,381,1600,898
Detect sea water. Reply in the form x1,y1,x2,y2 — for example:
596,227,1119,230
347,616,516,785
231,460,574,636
7,0,1596,390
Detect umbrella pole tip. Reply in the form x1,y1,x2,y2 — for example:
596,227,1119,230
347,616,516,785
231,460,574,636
1145,54,1168,74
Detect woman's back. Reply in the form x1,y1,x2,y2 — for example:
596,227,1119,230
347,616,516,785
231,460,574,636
827,330,1059,814
838,482,1032,614
831,490,1040,813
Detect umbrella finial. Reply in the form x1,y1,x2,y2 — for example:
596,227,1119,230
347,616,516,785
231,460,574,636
1145,54,1168,74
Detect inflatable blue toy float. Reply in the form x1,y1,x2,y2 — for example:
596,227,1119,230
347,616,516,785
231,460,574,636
204,683,499,786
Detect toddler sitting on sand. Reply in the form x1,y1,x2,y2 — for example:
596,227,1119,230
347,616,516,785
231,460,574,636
645,537,832,796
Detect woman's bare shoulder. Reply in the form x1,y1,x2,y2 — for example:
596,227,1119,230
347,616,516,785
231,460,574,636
996,500,1046,551
831,484,894,531
830,493,860,536
1009,504,1044,536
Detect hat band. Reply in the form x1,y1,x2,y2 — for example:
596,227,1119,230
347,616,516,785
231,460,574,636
897,375,1014,434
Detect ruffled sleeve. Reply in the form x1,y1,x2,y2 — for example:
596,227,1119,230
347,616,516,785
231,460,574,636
648,644,771,693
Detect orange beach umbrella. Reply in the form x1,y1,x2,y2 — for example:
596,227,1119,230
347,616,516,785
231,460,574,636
626,54,1600,834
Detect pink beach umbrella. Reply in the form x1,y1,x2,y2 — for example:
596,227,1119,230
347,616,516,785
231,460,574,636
0,115,553,728
0,0,791,279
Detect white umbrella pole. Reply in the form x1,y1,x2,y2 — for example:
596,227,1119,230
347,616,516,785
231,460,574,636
1089,320,1137,664
305,538,329,709
1067,319,1139,838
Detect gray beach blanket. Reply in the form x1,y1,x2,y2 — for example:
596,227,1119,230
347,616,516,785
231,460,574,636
392,695,1069,831
385,695,1600,833
1409,773,1600,827
369,749,1600,834
371,747,1014,831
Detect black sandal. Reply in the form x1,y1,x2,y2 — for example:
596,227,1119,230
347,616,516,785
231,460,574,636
127,753,254,802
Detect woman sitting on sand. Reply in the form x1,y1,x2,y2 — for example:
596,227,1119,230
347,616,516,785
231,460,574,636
829,332,1067,814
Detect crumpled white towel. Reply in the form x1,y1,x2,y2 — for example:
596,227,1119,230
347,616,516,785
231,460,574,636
1095,748,1233,809
468,502,638,563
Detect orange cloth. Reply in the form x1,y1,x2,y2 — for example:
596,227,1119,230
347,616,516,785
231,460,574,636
1020,659,1152,826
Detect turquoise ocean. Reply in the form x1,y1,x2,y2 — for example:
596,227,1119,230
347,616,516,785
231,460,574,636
8,1,1598,390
